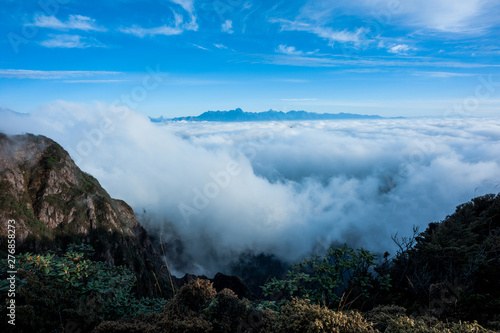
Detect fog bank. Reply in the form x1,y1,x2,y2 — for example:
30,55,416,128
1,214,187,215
1,102,499,276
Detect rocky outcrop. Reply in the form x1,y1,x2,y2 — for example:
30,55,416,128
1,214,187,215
0,133,172,297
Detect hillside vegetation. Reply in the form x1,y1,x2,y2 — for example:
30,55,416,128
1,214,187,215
2,194,499,332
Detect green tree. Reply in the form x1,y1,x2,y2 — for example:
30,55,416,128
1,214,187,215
261,244,391,310
0,243,167,332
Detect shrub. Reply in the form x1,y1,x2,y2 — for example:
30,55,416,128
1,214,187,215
206,288,246,333
275,297,375,333
161,279,216,333
363,305,408,331
160,279,275,333
171,278,217,312
385,316,495,333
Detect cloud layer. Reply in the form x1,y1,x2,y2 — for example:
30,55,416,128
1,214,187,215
1,102,499,277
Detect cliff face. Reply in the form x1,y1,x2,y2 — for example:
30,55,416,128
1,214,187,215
0,133,171,297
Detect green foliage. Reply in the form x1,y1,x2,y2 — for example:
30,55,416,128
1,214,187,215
40,142,66,169
261,244,391,309
80,171,101,194
0,243,167,332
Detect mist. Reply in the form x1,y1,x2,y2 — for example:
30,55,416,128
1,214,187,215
1,101,499,277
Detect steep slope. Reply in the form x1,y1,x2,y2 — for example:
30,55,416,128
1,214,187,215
0,133,172,297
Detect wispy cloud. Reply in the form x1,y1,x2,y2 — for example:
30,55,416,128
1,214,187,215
39,34,104,48
221,19,234,34
0,69,122,80
214,43,228,49
170,0,195,14
165,77,234,85
193,44,209,50
328,0,500,34
30,14,106,31
170,0,198,31
263,54,498,69
271,18,368,46
412,71,477,78
377,40,417,55
274,78,310,83
120,9,197,37
392,0,499,33
281,98,317,101
63,79,127,83
387,44,416,55
276,44,317,55
119,25,183,37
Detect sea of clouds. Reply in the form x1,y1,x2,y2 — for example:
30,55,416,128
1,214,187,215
1,101,500,276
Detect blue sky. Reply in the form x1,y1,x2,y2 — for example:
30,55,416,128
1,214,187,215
1,0,500,117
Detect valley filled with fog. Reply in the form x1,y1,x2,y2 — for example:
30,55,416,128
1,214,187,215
2,102,500,276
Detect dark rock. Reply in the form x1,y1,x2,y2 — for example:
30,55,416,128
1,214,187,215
212,272,254,300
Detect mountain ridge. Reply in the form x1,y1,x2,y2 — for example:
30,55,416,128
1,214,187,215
151,108,385,122
0,133,173,297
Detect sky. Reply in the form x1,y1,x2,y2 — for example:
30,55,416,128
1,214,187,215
1,0,500,117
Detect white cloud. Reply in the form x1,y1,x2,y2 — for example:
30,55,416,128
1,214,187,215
391,0,498,33
263,53,496,69
39,34,104,48
30,14,106,31
120,6,198,38
271,18,368,46
193,44,209,50
387,44,415,55
413,71,476,78
170,0,198,31
1,103,499,276
379,40,418,55
275,78,310,83
119,25,184,37
276,44,317,55
221,19,234,34
281,98,317,101
170,0,195,14
0,69,121,79
277,44,300,55
213,43,228,49
325,0,500,34
63,79,127,83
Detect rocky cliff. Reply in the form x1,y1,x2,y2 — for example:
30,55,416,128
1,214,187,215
0,133,172,297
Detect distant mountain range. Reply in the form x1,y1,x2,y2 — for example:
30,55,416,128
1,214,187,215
150,108,384,123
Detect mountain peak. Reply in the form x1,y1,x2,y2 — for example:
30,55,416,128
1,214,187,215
159,109,384,122
0,133,173,297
